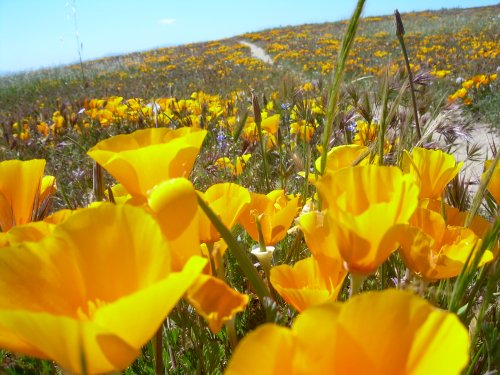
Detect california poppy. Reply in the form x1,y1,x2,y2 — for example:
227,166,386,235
0,159,56,231
402,147,463,200
0,203,206,374
87,127,206,197
239,190,299,246
225,289,469,375
316,165,419,274
398,207,493,280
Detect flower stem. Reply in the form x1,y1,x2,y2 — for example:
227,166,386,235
255,216,268,254
154,326,164,375
252,91,271,192
349,273,366,297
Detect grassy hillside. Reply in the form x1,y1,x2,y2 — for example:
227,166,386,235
0,4,499,374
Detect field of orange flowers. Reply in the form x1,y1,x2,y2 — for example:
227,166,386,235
0,2,499,374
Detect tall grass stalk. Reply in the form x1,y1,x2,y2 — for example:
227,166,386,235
465,152,499,227
394,9,422,140
377,67,390,164
320,0,366,174
252,91,271,192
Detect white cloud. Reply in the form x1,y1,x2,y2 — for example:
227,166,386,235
158,18,176,25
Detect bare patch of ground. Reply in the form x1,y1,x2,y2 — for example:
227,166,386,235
239,41,274,65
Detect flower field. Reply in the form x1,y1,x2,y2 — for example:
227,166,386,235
0,2,499,374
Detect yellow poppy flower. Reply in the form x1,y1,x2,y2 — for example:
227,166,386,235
185,274,248,333
261,114,280,135
316,165,419,274
214,154,252,176
0,203,206,374
239,190,299,245
225,289,469,375
398,207,493,280
87,127,207,197
290,120,315,142
147,178,200,271
234,154,252,176
197,183,250,244
0,159,56,231
420,199,494,240
317,144,370,173
298,211,343,261
402,147,463,200
270,255,347,312
299,144,370,183
483,159,500,203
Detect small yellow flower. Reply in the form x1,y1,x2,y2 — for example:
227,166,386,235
239,190,299,245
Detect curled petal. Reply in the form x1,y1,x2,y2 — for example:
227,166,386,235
186,274,249,333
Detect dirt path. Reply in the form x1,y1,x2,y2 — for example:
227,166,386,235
239,41,274,65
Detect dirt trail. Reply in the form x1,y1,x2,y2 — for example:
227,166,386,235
239,41,274,65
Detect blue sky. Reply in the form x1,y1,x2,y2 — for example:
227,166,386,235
0,0,498,73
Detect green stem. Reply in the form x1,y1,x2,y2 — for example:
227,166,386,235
92,161,105,202
378,67,390,165
164,318,177,370
465,345,483,375
225,317,238,350
349,273,366,297
255,216,268,254
320,0,366,175
465,152,499,228
252,91,271,192
154,326,164,375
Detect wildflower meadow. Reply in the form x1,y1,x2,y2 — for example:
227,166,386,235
0,1,499,374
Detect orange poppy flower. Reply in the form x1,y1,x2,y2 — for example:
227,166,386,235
0,159,56,231
0,203,206,374
316,165,419,274
87,127,206,197
225,289,469,375
402,147,463,200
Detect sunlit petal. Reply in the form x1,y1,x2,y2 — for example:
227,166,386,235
402,147,463,200
0,203,206,374
87,127,207,197
225,289,469,375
